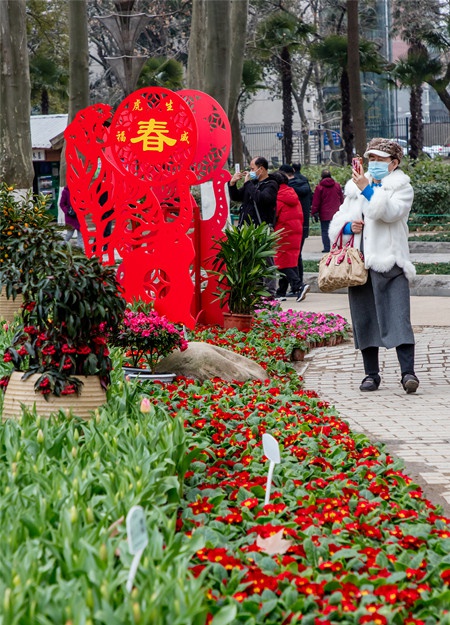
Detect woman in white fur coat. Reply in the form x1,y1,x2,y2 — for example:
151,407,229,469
328,137,419,394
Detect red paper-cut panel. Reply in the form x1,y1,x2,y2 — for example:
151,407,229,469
179,90,232,325
108,87,198,185
64,88,232,330
65,98,198,328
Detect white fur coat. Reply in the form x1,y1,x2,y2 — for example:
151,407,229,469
328,168,416,280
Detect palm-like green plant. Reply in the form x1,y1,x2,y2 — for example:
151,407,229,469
391,45,442,159
211,223,280,316
311,35,385,164
255,12,314,164
137,56,184,90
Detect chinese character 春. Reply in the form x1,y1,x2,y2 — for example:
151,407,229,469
133,99,143,111
180,131,189,144
166,99,174,111
116,130,127,142
130,119,177,152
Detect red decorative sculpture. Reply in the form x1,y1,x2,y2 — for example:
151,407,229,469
64,87,231,329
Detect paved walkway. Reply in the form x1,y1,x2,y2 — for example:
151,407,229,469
282,236,450,512
281,292,450,513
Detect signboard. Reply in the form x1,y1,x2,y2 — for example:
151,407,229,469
323,131,342,146
32,149,46,161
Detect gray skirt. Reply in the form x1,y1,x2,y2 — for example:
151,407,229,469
349,265,415,350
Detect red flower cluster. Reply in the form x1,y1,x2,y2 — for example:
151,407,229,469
146,372,450,623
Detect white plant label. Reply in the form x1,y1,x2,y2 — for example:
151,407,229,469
126,505,148,593
262,433,281,506
127,505,148,555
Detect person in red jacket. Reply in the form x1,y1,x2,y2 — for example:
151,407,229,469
311,170,344,252
271,171,304,302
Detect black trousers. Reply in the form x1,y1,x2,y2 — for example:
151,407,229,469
277,267,301,297
297,233,306,285
361,344,415,378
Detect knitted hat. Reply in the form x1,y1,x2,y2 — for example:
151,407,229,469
364,138,403,162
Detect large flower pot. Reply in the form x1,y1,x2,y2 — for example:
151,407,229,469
2,372,106,420
122,367,175,383
0,292,23,323
290,348,306,362
223,312,253,331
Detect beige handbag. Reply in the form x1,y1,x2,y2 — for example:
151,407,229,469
318,230,368,292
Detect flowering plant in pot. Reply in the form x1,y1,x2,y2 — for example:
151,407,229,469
111,303,188,376
211,222,280,328
2,245,126,399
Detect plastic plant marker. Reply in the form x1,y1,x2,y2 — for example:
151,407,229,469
126,505,148,593
262,433,281,506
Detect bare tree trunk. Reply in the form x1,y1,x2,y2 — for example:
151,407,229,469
341,69,354,165
347,0,366,156
204,0,231,114
292,61,314,165
409,85,423,159
68,0,90,123
230,109,245,166
186,0,207,90
0,0,33,190
280,46,293,164
228,0,248,122
61,0,90,186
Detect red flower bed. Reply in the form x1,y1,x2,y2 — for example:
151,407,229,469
143,372,450,624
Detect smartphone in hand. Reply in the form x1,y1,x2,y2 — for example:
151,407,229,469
352,156,363,171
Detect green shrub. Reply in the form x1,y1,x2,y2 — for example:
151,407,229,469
410,181,450,224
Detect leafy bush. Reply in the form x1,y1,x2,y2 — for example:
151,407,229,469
410,181,450,224
3,246,126,396
0,183,60,299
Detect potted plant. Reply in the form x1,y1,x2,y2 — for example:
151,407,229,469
111,302,188,381
0,182,58,321
211,222,280,330
1,244,126,418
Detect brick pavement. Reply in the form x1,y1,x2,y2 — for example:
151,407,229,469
301,326,450,513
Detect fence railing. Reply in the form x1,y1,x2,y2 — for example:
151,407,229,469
240,117,450,165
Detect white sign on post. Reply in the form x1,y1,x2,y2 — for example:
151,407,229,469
126,505,148,593
262,433,281,506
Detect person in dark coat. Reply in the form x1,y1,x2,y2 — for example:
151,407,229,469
228,156,279,296
59,185,85,251
271,171,304,301
311,169,344,252
279,164,312,301
228,156,278,227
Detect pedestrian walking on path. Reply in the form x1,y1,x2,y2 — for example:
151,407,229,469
329,137,419,394
311,169,344,252
60,185,85,251
279,164,312,302
271,171,304,302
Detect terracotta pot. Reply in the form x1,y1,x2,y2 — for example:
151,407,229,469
0,292,24,323
290,348,306,362
2,372,106,420
222,312,253,331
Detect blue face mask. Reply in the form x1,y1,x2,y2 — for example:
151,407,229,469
249,168,260,180
368,161,391,180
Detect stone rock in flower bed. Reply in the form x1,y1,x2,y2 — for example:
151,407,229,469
154,341,269,383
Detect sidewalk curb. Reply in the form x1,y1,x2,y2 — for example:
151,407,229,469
304,272,450,297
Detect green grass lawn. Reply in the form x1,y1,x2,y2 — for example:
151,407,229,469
303,260,450,275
